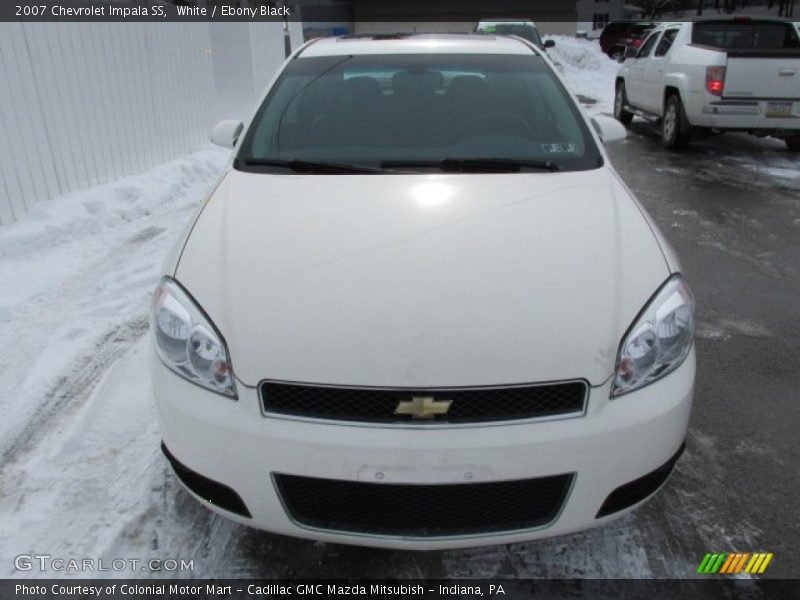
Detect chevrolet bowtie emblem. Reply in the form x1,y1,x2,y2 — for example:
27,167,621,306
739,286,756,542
394,396,452,420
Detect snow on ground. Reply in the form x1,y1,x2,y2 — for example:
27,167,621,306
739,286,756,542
547,35,620,116
0,145,229,462
736,158,800,182
0,145,230,576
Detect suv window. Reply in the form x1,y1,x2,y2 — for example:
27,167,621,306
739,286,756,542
637,31,662,58
655,28,680,57
692,21,800,49
237,54,602,173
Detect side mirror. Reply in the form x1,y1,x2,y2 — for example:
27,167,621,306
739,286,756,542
591,115,627,144
624,46,639,60
544,39,556,49
210,120,244,148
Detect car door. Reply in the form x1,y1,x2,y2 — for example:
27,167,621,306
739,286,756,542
641,27,681,114
627,30,662,109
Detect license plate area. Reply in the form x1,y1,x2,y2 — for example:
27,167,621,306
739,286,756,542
765,101,794,118
357,464,493,483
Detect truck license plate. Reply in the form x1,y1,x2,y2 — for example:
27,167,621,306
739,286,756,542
765,102,793,118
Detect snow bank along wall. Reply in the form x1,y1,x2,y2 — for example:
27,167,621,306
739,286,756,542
0,22,297,225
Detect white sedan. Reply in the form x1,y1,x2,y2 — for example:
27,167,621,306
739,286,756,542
150,33,696,549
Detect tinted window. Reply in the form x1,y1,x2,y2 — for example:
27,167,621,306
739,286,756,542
655,28,680,56
637,32,662,57
692,21,800,49
630,23,655,36
237,54,601,173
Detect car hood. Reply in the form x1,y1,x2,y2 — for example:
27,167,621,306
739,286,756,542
176,168,670,388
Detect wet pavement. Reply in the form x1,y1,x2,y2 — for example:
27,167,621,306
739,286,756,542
606,123,800,579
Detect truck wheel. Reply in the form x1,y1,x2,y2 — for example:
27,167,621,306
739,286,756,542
785,136,800,152
662,94,690,150
614,82,634,127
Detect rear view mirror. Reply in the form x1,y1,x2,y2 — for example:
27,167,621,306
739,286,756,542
591,115,627,144
544,39,556,49
211,120,244,149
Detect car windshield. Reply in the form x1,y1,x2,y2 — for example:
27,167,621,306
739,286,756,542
236,53,602,174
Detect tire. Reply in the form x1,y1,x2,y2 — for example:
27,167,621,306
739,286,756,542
662,94,691,150
614,82,634,127
785,136,800,152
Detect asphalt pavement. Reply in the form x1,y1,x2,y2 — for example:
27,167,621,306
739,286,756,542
606,123,800,580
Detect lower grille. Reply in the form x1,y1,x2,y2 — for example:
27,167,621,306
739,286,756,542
273,473,574,537
260,380,587,424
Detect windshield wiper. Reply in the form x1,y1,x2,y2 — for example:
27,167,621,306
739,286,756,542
381,158,560,173
238,158,388,174
439,158,560,173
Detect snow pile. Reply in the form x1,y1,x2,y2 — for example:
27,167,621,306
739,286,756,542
0,145,233,577
0,144,229,475
546,35,620,115
0,146,229,305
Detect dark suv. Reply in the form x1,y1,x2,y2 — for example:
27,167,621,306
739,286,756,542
600,21,655,61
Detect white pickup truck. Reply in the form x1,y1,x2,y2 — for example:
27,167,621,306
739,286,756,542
614,18,800,150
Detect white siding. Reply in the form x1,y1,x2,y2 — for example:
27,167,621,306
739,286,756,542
0,22,288,225
288,20,304,52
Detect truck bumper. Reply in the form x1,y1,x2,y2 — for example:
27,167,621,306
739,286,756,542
696,99,800,133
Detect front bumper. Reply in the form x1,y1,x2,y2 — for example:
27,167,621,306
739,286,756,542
152,350,695,550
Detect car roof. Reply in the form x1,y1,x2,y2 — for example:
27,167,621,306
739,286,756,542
300,33,538,57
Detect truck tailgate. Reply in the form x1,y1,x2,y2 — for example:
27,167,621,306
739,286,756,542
724,54,800,100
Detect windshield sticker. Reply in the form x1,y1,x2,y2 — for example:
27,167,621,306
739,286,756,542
541,143,578,154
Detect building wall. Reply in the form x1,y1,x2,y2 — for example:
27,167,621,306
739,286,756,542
576,0,633,38
537,21,582,36
354,21,474,35
297,0,580,39
0,22,287,226
354,20,578,36
349,0,576,22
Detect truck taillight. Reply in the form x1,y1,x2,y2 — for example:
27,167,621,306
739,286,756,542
706,66,726,96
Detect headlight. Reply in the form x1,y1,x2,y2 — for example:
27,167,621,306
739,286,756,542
151,277,236,398
611,275,695,397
